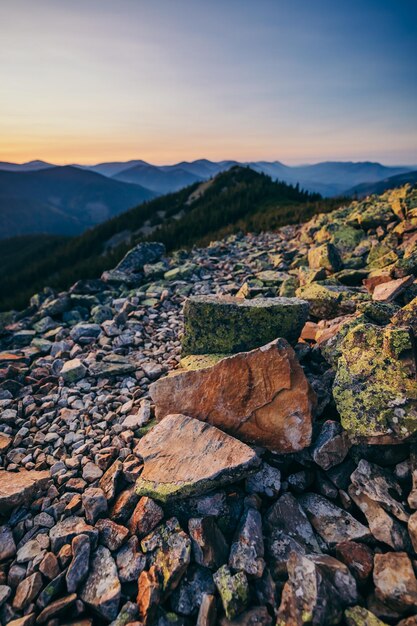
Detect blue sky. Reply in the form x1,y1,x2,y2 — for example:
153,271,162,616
0,0,416,164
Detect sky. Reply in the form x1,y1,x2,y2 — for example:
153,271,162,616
0,0,416,166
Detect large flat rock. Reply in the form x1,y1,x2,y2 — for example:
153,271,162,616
135,414,260,502
0,470,50,511
150,339,315,453
181,295,309,354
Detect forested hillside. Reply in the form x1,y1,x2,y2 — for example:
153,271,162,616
0,167,343,311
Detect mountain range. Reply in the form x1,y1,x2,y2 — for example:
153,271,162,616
0,158,416,240
0,166,155,239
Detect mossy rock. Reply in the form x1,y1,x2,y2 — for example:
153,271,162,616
308,243,343,273
279,275,299,297
345,606,388,626
347,199,395,230
333,323,417,441
179,354,227,371
391,296,417,333
392,248,417,278
181,295,309,355
296,282,369,320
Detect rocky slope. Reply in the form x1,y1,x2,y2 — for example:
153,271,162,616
0,184,416,625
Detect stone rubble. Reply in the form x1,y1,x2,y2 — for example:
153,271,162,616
0,184,416,624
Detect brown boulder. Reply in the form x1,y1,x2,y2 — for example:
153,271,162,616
135,414,260,502
374,552,417,613
150,339,315,453
0,470,50,511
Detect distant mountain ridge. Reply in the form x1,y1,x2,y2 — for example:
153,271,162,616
1,158,412,197
345,169,417,197
0,166,155,239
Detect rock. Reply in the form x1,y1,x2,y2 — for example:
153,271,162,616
0,524,16,560
115,242,165,274
80,545,121,621
111,486,140,523
70,323,101,343
276,551,343,626
265,493,321,576
188,517,228,570
36,571,66,610
170,564,215,616
350,460,409,522
311,420,351,470
196,593,217,626
392,296,417,334
308,243,343,273
0,584,11,606
110,600,140,626
309,554,358,605
142,518,191,594
333,323,417,441
60,358,87,383
372,275,414,302
220,607,273,626
213,565,249,621
137,566,161,625
110,600,139,626
373,552,417,612
50,516,98,552
245,463,281,497
99,460,123,502
95,518,129,551
0,469,50,510
36,593,77,624
128,496,164,537
229,508,265,578
296,282,362,320
181,295,309,354
116,536,146,583
0,432,12,453
408,511,417,552
82,461,103,483
82,487,108,524
150,340,315,453
66,534,90,593
16,535,48,564
39,551,60,579
135,414,260,502
298,492,371,546
350,490,410,551
345,606,388,626
13,572,43,610
334,541,374,585
122,399,151,430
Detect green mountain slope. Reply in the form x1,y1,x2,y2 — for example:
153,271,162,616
0,166,342,311
346,170,417,198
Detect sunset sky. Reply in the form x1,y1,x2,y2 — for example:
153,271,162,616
1,0,416,165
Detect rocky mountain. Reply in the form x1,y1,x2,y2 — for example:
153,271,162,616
0,167,329,312
0,183,416,625
0,166,156,239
